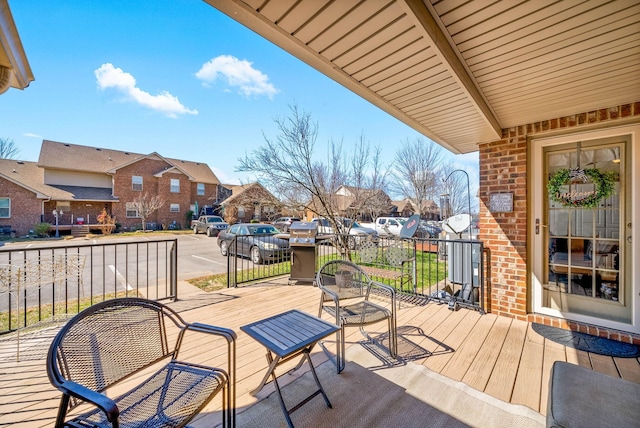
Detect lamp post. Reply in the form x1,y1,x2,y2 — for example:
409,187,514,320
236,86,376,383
52,209,62,238
443,169,472,232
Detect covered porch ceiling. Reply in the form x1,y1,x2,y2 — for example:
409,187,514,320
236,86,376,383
0,0,33,94
204,0,640,154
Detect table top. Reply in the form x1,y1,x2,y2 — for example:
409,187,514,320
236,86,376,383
241,309,340,358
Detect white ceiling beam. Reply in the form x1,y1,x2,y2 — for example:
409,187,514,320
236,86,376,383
398,0,501,140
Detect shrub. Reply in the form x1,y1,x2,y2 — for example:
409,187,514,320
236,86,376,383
96,208,116,235
34,222,51,237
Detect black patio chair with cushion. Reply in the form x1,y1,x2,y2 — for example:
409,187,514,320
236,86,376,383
46,297,236,428
317,259,397,374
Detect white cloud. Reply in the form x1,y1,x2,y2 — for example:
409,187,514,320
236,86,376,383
23,133,43,139
195,55,278,98
95,63,197,118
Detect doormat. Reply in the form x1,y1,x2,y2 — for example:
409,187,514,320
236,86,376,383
532,323,640,358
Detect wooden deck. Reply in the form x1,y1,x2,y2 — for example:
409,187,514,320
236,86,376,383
1,277,639,427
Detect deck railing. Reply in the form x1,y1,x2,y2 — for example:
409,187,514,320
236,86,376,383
224,233,487,312
0,238,178,334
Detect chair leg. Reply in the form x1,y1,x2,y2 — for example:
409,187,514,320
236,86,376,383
388,317,397,358
337,328,345,374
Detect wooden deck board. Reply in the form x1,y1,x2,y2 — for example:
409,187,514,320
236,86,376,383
421,308,479,372
539,340,567,414
462,315,512,391
441,313,497,382
615,356,640,382
483,319,527,401
1,279,639,427
510,323,546,411
590,352,621,377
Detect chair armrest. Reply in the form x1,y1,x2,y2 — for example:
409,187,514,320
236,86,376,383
188,322,237,342
369,280,396,309
318,285,340,302
59,379,119,422
370,280,396,296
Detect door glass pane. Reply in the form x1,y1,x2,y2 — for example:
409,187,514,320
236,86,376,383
549,209,568,236
544,143,622,308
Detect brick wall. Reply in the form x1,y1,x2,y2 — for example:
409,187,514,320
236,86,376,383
0,181,41,236
479,138,528,318
112,158,192,230
478,102,640,326
191,182,219,216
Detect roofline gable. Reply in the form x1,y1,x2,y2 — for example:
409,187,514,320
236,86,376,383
106,151,195,180
0,170,49,198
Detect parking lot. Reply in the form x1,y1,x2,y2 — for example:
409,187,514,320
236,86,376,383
0,233,229,281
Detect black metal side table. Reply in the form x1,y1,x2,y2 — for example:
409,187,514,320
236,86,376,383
241,309,340,427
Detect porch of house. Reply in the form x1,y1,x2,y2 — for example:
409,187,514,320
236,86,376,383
1,277,639,427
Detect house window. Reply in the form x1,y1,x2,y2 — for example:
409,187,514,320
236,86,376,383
132,176,143,191
170,204,180,212
170,178,180,193
237,206,245,218
0,198,9,218
126,202,140,218
56,201,71,213
197,183,205,196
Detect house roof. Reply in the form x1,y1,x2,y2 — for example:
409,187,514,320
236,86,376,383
38,140,221,184
0,0,34,94
205,0,640,154
222,182,280,205
391,199,414,212
0,158,117,201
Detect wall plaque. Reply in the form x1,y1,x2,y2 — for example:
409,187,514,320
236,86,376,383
490,193,513,213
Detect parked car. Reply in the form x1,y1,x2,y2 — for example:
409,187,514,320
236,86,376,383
415,220,442,238
192,215,229,237
364,216,408,237
272,216,301,232
217,223,290,264
313,217,378,250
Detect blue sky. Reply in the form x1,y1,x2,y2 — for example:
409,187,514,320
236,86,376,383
2,0,478,195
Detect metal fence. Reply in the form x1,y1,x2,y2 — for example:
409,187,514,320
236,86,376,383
224,232,488,312
224,234,292,286
0,238,178,334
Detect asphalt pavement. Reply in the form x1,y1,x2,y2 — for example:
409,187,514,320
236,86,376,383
0,232,229,281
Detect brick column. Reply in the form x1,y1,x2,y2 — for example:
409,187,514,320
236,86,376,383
479,136,528,319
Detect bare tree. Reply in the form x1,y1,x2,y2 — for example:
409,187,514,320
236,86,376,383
131,193,165,231
237,105,388,255
0,138,20,159
390,137,443,216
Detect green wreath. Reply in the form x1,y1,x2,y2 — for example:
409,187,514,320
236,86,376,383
547,167,616,208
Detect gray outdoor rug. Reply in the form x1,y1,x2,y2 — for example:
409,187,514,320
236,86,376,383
228,344,545,428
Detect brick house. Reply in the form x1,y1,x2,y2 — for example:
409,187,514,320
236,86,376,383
390,199,439,221
0,140,223,235
219,182,281,224
207,2,640,339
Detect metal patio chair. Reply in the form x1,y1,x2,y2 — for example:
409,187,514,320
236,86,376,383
46,297,236,428
317,259,397,373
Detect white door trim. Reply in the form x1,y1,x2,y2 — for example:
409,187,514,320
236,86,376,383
530,124,639,333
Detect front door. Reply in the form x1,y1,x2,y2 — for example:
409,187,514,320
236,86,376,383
532,131,635,328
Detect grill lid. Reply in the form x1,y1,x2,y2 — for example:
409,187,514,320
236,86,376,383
289,221,318,245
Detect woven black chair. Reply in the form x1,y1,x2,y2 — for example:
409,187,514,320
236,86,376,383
46,297,236,428
317,260,397,373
